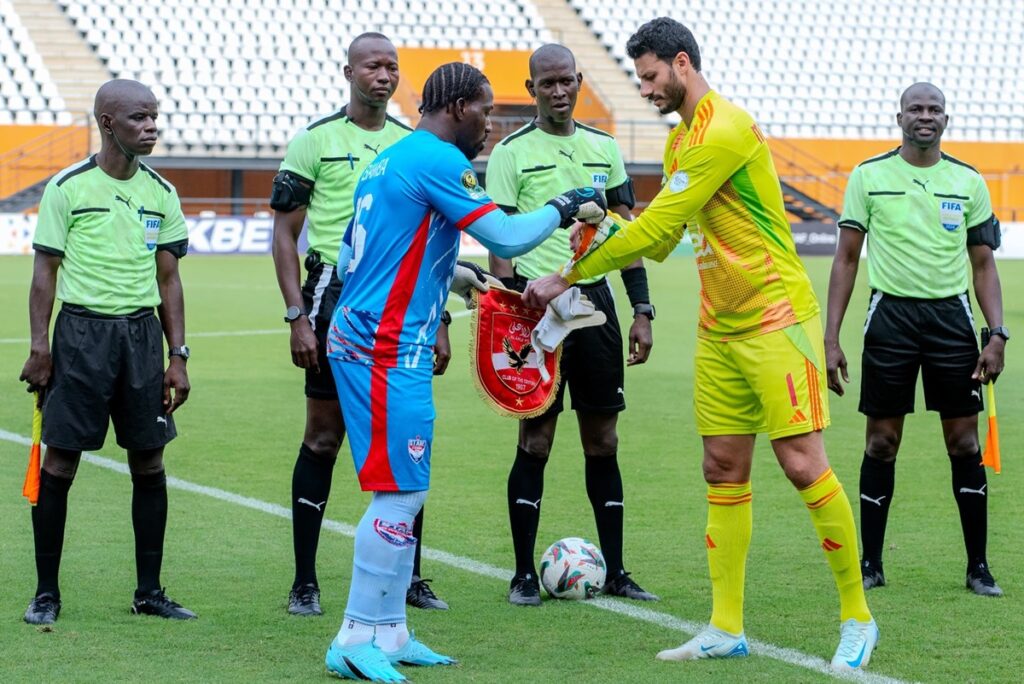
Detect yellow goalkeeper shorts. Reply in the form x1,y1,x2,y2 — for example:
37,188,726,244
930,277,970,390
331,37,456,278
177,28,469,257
694,317,830,439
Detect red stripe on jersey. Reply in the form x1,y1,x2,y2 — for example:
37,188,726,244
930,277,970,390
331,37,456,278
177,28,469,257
455,201,498,230
360,364,398,491
372,211,432,366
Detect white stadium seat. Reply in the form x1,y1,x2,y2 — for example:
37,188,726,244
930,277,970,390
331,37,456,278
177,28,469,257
567,0,1024,141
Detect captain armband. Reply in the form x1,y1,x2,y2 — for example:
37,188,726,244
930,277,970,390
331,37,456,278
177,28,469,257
270,171,314,212
966,214,1001,250
605,178,636,210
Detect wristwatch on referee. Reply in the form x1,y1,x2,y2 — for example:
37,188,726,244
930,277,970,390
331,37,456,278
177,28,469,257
284,305,307,323
168,345,190,362
440,310,453,326
633,303,656,321
990,326,1010,342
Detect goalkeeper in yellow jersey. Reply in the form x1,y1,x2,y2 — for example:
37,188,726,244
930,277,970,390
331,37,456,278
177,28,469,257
524,18,877,671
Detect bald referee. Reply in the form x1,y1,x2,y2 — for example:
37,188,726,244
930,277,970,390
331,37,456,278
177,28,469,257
486,44,658,606
19,79,194,624
272,32,449,615
826,82,1007,596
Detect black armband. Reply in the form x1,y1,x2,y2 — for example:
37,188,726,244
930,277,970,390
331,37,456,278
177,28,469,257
157,239,189,258
606,178,636,210
620,266,650,307
270,170,314,212
966,214,1001,250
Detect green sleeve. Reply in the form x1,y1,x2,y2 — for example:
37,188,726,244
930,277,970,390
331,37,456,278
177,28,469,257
967,173,994,228
569,142,746,281
32,181,71,255
279,128,319,182
158,187,189,247
483,142,519,210
838,166,869,232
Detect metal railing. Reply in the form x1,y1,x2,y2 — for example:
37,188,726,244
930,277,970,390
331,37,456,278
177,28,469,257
0,116,91,200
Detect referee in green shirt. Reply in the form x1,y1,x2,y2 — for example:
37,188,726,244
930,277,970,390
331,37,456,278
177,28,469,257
271,32,449,615
19,80,194,624
826,82,1007,597
485,44,658,605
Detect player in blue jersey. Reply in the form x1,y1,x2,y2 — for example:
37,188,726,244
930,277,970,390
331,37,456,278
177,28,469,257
321,62,607,681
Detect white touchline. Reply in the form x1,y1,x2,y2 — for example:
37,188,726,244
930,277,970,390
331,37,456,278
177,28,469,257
0,312,473,345
0,427,909,684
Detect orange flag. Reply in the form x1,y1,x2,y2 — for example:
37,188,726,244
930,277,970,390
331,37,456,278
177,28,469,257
981,382,1001,474
22,393,42,504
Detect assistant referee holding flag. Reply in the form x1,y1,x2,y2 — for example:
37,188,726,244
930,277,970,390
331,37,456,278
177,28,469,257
826,82,1007,596
20,79,194,624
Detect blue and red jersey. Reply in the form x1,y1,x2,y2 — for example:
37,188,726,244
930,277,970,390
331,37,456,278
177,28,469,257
326,130,498,369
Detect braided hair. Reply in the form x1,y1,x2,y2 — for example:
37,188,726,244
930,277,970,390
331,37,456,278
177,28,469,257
418,62,489,114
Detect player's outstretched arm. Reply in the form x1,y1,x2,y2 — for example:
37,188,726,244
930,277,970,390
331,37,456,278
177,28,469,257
824,228,865,396
566,143,745,284
464,187,606,259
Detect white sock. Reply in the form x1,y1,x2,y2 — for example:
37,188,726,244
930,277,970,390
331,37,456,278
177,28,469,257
334,617,376,647
374,621,410,652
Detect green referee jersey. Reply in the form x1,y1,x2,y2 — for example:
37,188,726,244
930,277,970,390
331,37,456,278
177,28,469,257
485,121,629,283
839,148,994,299
33,156,189,316
279,106,411,265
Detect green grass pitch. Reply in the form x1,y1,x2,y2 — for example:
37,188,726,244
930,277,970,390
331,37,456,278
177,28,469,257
0,254,1021,682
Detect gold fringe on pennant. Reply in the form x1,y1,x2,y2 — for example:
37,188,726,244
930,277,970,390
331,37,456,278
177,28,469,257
468,286,561,420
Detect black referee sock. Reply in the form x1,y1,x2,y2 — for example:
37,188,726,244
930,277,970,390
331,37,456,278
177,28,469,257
132,470,168,596
508,447,548,577
292,444,336,588
859,454,895,567
32,470,74,598
950,451,988,568
585,453,625,577
411,506,425,578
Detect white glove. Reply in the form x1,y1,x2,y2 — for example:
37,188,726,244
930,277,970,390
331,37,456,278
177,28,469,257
450,260,500,309
530,288,607,381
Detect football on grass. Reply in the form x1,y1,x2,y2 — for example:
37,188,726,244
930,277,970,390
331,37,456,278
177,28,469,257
539,537,606,599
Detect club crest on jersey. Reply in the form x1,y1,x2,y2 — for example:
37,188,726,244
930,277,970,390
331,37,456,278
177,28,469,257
939,200,964,231
143,218,161,250
407,436,427,463
669,170,689,193
591,173,608,189
461,169,486,200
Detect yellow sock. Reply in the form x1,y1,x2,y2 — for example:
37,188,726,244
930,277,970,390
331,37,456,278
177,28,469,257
706,481,752,635
799,468,872,623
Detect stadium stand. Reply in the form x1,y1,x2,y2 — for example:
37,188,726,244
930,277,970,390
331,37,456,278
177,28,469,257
0,0,69,125
570,0,1024,141
54,0,553,155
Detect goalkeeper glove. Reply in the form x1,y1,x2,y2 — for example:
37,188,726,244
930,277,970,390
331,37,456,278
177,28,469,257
546,187,607,228
450,260,500,308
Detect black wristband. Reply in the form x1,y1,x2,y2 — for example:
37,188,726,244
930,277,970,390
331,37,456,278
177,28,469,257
440,310,452,326
621,267,650,308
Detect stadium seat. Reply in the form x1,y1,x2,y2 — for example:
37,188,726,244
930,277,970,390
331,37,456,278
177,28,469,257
568,0,1024,141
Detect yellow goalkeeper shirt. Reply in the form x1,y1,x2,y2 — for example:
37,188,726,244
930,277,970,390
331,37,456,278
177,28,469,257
567,91,819,341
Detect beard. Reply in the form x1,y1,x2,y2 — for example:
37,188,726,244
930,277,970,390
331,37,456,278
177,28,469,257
658,71,686,114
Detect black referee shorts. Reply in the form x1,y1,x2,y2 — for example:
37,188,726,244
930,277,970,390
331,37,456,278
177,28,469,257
543,278,626,417
42,304,176,451
859,291,983,420
301,258,342,400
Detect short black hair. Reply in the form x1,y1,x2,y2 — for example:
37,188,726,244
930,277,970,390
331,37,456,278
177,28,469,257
626,17,701,72
419,62,489,114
